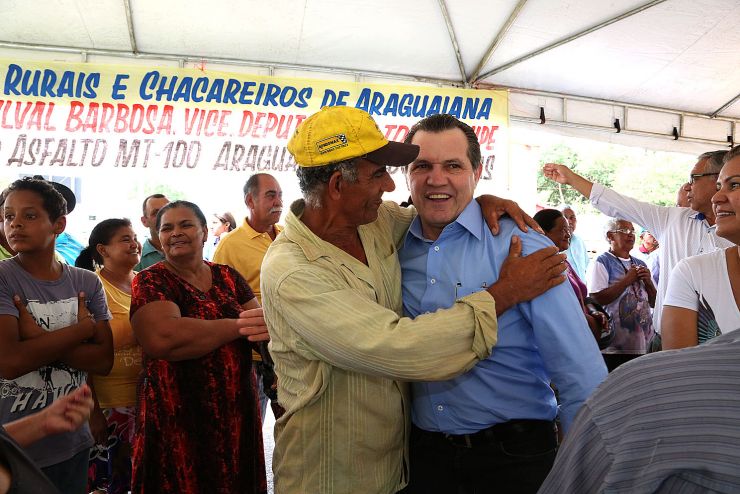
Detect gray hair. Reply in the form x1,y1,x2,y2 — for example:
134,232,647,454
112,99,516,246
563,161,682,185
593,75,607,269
604,217,628,240
296,159,359,208
698,150,727,173
724,145,740,164
557,204,575,213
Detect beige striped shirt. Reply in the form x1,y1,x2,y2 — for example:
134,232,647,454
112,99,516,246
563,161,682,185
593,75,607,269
261,200,498,494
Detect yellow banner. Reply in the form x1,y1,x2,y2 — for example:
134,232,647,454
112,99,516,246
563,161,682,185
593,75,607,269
0,59,508,179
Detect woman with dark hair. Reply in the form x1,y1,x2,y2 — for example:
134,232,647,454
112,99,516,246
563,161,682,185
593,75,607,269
204,211,236,260
534,209,610,346
129,200,268,494
75,218,141,494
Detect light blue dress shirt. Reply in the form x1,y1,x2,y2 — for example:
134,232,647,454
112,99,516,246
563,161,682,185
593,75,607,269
400,201,607,434
565,233,589,280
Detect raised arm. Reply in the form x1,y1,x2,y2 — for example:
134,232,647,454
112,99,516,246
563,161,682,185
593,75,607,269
542,163,594,198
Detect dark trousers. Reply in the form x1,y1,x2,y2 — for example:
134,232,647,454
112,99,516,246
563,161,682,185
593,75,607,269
41,448,89,494
406,421,558,494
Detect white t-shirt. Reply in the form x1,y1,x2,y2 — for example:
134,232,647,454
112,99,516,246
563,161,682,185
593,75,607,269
663,248,740,338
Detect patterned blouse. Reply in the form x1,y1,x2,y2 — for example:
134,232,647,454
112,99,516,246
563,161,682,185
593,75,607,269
130,261,266,494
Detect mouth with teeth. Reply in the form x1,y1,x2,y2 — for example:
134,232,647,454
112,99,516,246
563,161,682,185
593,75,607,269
715,210,735,219
426,193,451,201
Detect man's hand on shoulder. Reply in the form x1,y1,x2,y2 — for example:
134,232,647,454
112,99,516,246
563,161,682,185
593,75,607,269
476,195,543,235
486,236,567,315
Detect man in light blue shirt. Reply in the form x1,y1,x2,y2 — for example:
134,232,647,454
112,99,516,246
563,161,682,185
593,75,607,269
559,205,590,280
399,114,607,494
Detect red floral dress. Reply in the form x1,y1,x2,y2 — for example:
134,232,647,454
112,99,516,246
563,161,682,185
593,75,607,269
130,261,266,494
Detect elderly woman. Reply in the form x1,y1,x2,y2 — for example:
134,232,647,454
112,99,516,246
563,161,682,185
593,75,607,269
587,218,656,371
662,146,740,349
130,200,268,494
75,218,142,494
534,209,610,346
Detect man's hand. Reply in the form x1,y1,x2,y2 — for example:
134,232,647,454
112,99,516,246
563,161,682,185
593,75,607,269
542,163,575,185
41,384,94,437
542,163,594,198
237,307,270,342
13,295,44,340
476,195,543,235
486,236,567,315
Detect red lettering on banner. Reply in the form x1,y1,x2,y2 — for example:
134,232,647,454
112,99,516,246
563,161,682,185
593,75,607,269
238,111,306,139
0,100,56,131
65,102,173,134
183,109,231,136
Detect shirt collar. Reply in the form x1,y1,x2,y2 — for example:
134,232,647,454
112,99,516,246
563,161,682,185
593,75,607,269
141,238,161,256
405,199,483,245
242,217,282,239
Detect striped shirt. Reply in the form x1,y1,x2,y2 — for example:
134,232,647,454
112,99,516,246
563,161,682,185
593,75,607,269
261,200,499,494
539,330,740,494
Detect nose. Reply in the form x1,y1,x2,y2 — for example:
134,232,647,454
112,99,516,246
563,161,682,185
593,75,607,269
712,188,725,205
276,196,284,207
382,172,396,193
426,165,446,186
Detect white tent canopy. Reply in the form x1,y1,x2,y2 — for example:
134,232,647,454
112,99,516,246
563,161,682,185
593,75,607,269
1,0,739,151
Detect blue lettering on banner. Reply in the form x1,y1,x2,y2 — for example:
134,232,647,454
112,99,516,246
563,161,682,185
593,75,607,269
354,87,492,120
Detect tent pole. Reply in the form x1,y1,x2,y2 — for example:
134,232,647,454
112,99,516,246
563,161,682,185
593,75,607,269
436,0,468,87
474,0,667,83
468,0,528,85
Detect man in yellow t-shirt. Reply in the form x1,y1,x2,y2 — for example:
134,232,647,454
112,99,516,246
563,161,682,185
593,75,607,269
213,173,283,420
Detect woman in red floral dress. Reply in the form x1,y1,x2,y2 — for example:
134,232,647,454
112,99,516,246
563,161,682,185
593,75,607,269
130,200,268,494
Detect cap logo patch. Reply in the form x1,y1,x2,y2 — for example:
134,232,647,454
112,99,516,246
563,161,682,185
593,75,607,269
316,134,348,154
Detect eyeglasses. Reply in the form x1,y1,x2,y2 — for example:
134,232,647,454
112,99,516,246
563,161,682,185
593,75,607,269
609,228,635,235
689,172,719,185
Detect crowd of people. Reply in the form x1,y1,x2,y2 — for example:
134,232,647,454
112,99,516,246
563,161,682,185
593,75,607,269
0,105,739,494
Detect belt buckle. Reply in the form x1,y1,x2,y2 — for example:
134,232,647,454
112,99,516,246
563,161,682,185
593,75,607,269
444,433,473,448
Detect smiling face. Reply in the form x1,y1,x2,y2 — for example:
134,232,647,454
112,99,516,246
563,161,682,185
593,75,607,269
340,159,396,226
158,205,207,261
545,215,572,252
98,225,141,270
3,189,65,254
712,155,740,244
407,128,482,240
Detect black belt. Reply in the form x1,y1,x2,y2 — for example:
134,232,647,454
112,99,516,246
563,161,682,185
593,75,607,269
414,420,556,449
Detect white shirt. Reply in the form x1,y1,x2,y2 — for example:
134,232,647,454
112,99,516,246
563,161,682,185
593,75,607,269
663,248,740,337
589,183,733,332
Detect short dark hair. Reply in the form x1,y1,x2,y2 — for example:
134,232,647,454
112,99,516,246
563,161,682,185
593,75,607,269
155,200,207,231
404,114,482,171
533,209,564,233
5,177,67,221
243,173,274,197
75,218,132,270
142,193,167,216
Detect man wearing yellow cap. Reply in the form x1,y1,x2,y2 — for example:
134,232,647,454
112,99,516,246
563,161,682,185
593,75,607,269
259,106,567,494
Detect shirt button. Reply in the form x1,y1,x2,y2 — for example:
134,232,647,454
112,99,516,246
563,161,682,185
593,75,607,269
430,278,436,285
436,405,444,412
434,246,440,252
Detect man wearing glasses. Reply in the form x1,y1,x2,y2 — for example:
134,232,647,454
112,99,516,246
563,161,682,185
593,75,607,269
543,150,732,344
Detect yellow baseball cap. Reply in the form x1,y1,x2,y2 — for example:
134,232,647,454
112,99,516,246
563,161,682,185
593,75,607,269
287,106,419,168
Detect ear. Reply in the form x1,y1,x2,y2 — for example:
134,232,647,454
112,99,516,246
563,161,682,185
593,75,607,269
327,171,344,201
245,193,254,210
141,215,148,228
201,224,208,245
95,243,107,259
53,215,66,235
474,162,484,182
